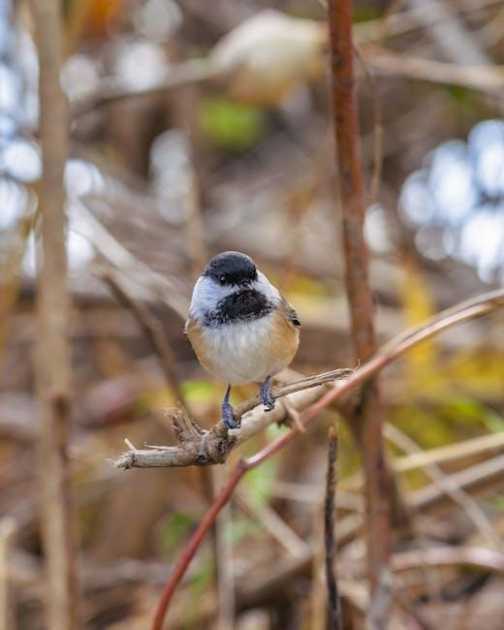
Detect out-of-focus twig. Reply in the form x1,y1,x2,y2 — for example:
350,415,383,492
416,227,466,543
149,288,504,629
411,453,504,511
71,59,218,119
405,0,489,65
0,519,16,630
76,199,189,319
234,492,309,558
353,0,502,44
99,267,192,419
0,207,35,368
385,424,501,549
392,545,504,574
30,0,80,628
213,467,235,630
395,431,504,473
364,47,504,94
327,0,393,590
366,568,394,630
324,427,342,630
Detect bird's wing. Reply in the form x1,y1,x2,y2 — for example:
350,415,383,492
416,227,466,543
280,297,301,327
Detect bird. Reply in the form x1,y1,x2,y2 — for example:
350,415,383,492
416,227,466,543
185,251,301,429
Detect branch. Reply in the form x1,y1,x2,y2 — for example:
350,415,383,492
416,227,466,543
149,288,504,628
116,288,504,470
364,46,504,94
71,59,219,119
114,369,353,468
30,0,80,628
385,424,500,548
99,267,192,418
328,0,392,588
324,427,342,630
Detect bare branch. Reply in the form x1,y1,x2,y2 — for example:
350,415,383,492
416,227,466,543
364,47,504,94
30,0,80,627
385,424,500,548
99,267,191,418
71,59,218,119
115,371,352,468
115,288,504,470
327,0,392,589
366,569,394,630
324,427,342,630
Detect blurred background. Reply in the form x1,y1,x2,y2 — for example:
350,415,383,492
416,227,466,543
1,0,504,628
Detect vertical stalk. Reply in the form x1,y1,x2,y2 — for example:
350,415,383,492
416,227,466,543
327,0,392,590
31,1,81,627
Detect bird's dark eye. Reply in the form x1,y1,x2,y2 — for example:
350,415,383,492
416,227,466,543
219,275,226,284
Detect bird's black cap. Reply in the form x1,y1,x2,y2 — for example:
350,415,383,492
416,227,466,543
203,251,257,286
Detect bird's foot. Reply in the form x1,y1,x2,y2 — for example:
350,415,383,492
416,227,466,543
260,376,275,412
222,399,240,429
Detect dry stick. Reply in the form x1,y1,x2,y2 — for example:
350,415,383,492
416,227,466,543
392,545,504,575
385,425,501,549
0,519,16,630
327,0,393,590
364,47,504,94
116,288,504,469
325,427,342,630
30,1,81,629
99,268,194,428
366,569,394,630
395,431,504,473
234,492,309,559
212,468,234,630
150,288,504,629
71,59,219,119
115,370,352,469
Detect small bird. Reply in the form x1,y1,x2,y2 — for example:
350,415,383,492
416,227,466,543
185,251,301,429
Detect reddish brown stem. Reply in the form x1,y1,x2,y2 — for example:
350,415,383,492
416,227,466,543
328,0,392,588
152,461,247,630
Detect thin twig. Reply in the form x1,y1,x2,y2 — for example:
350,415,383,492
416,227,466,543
324,427,342,630
328,0,392,589
71,59,218,119
392,545,504,574
99,267,192,419
30,0,80,628
76,199,189,319
404,0,489,65
0,519,16,630
364,46,504,94
213,467,235,630
395,431,504,473
366,568,394,630
385,424,501,549
149,289,504,628
234,492,309,559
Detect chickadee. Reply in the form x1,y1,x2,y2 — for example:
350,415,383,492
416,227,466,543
185,251,300,429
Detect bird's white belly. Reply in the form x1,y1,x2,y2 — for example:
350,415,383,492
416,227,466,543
200,314,286,384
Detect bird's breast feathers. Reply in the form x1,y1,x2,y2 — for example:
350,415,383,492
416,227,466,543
186,302,299,385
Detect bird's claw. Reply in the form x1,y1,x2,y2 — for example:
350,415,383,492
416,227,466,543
260,377,275,412
222,399,239,429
